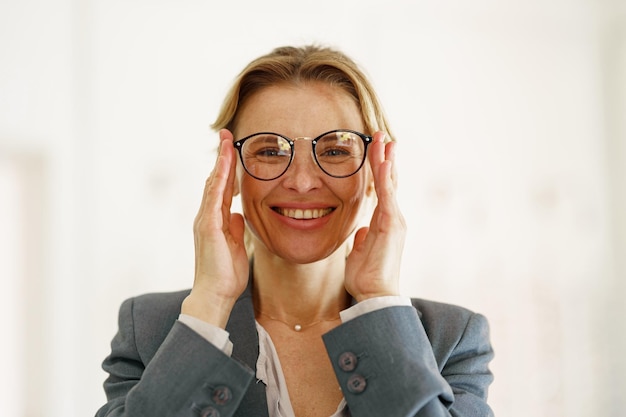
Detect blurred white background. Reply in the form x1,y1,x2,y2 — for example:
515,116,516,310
1,0,625,416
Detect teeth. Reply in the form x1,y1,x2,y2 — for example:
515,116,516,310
276,207,333,219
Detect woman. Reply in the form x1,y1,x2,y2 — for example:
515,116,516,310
97,45,494,417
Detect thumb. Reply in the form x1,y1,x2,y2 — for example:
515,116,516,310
229,213,246,244
352,226,369,250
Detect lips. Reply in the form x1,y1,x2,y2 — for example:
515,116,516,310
273,207,334,220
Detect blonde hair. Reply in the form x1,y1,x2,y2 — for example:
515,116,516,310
211,45,394,141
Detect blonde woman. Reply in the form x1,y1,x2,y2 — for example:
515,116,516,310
97,45,494,417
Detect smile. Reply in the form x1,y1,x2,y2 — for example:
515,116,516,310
273,207,334,220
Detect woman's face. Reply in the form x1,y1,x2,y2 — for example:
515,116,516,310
234,82,373,264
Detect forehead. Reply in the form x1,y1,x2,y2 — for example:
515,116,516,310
234,82,364,138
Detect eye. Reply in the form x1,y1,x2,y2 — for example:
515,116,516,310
320,147,351,157
243,135,291,163
255,147,282,157
316,132,362,161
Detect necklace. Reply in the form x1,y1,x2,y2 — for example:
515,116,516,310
254,309,340,332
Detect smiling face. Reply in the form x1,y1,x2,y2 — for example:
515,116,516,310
233,82,373,264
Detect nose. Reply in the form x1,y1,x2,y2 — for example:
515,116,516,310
280,139,323,191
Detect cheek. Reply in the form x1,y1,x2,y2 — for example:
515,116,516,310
341,176,370,215
238,175,270,221
239,177,255,213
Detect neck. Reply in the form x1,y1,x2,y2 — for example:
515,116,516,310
251,248,351,325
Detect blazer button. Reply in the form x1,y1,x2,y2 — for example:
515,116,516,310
346,374,367,394
338,352,358,372
212,386,232,405
199,406,220,417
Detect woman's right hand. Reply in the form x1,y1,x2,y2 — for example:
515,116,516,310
181,129,249,328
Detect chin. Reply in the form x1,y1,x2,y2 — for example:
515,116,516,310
246,223,353,264
276,239,350,265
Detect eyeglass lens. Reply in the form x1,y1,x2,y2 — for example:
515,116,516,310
239,131,366,180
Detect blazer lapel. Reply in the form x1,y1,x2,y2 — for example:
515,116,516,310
226,279,269,417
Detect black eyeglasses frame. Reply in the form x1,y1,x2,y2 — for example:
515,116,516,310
233,129,373,181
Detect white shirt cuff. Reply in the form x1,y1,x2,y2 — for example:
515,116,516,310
340,295,412,323
178,314,233,356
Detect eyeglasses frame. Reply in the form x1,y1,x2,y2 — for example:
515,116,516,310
233,129,373,181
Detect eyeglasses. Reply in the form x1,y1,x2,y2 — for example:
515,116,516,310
233,129,373,181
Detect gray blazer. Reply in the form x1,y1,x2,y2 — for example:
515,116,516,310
97,286,494,417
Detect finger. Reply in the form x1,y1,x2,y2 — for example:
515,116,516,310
218,130,237,221
368,131,386,172
352,226,370,251
370,135,404,233
369,132,394,201
366,131,386,200
229,212,246,246
384,141,399,190
195,130,235,230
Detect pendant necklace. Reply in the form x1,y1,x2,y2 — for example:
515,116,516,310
255,309,340,332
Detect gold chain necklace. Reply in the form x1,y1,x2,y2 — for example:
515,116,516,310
254,309,340,332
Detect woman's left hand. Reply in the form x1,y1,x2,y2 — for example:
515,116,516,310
344,131,406,302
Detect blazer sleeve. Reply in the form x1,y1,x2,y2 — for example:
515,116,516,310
322,304,494,417
96,296,255,417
